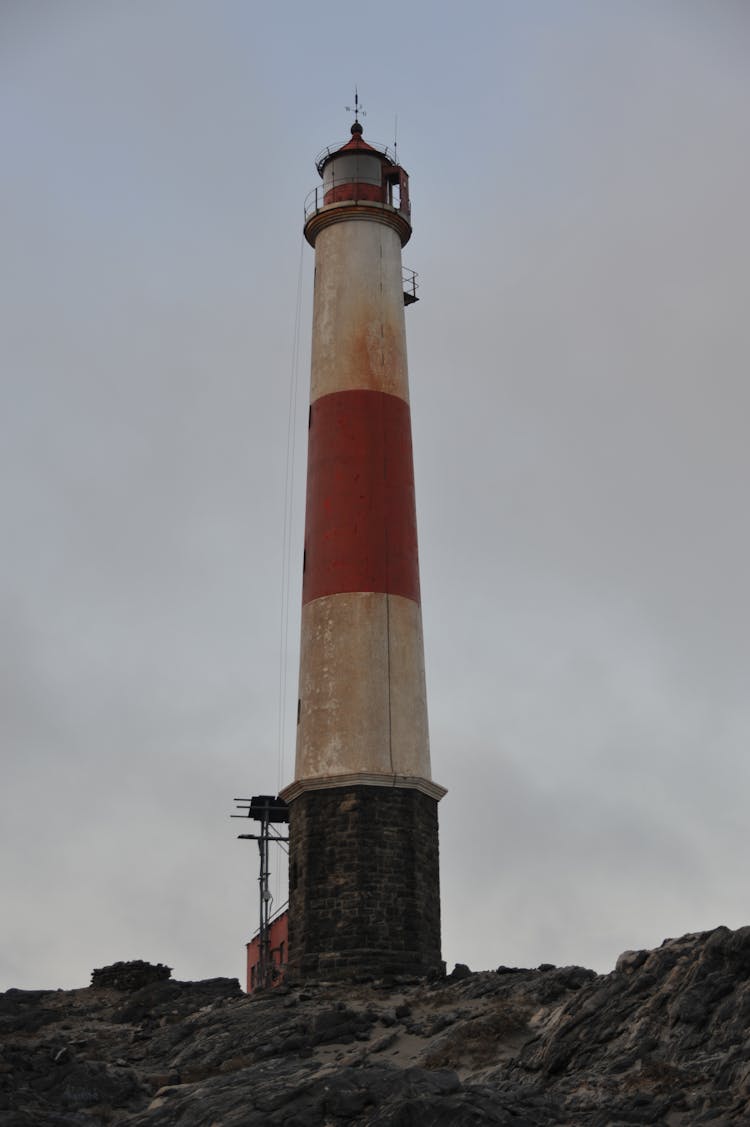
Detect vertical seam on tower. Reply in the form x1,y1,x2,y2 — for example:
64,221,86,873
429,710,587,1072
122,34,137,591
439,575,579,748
379,236,385,375
380,239,395,774
385,592,394,774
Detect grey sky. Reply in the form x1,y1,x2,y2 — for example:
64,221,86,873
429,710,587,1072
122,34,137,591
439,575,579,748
2,1,749,989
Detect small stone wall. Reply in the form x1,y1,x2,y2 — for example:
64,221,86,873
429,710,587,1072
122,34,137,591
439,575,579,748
287,785,442,979
90,961,172,991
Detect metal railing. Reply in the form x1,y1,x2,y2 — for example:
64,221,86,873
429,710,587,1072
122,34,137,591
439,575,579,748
304,181,411,223
403,267,419,302
315,139,397,176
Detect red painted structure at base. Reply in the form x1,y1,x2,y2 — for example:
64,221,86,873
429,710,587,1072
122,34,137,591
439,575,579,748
245,909,289,994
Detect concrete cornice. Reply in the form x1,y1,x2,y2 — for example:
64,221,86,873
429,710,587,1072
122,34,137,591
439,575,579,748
304,201,412,248
279,773,447,803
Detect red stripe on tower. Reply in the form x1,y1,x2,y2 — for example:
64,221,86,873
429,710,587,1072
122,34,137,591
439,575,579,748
303,389,420,605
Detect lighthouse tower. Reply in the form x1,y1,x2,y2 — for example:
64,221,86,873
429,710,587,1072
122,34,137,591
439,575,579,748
280,116,445,980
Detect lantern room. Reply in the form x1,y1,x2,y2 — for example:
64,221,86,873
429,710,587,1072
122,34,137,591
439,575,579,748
304,122,412,246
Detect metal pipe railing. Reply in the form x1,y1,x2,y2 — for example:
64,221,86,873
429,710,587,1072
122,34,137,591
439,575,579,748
402,267,419,301
304,180,412,222
315,139,398,175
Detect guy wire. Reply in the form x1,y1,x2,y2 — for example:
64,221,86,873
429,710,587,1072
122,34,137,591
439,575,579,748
277,235,305,796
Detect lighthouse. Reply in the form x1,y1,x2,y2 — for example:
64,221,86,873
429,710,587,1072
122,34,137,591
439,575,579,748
280,114,445,980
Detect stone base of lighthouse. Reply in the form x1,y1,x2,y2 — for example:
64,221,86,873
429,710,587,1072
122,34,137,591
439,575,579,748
286,785,442,980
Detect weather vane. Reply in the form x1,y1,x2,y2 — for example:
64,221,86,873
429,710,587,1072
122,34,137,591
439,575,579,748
345,88,366,123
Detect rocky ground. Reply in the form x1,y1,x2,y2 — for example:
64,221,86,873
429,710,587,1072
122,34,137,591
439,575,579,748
2,925,750,1125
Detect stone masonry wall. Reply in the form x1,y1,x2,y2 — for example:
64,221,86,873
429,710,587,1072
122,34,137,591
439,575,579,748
287,786,442,980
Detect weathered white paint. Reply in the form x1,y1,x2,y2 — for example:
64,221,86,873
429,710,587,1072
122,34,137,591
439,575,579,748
310,220,409,404
295,592,431,783
322,152,382,190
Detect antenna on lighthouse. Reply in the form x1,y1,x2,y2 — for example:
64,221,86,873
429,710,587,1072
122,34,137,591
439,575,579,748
345,88,366,123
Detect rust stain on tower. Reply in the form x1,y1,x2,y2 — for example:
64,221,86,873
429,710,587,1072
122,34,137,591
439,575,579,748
280,117,445,980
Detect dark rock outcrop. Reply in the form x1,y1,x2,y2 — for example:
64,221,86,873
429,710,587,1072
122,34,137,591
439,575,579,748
1,927,749,1124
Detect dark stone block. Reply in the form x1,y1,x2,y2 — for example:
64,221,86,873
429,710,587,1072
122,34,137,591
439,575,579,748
287,785,441,980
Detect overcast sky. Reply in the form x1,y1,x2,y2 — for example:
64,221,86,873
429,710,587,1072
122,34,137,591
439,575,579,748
2,0,749,991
